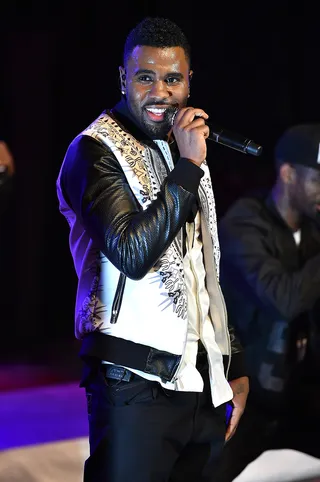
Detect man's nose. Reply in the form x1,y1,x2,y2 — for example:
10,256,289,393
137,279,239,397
150,80,170,98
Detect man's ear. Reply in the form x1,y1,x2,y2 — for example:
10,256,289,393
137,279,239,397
279,163,296,184
188,70,193,98
119,66,126,94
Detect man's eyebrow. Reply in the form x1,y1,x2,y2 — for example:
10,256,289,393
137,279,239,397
134,69,155,76
134,69,183,79
166,72,183,79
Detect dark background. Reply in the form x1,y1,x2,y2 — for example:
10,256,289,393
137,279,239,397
1,0,319,363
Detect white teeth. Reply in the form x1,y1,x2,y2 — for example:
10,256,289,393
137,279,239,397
146,108,166,115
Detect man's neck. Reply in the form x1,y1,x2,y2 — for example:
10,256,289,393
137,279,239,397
271,185,301,231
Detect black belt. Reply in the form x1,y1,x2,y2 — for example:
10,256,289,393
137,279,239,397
101,364,135,382
102,340,207,383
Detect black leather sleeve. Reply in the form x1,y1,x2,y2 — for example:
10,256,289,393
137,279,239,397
60,135,204,280
227,324,247,380
228,323,243,354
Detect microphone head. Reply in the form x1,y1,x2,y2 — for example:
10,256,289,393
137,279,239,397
169,108,205,127
170,108,179,126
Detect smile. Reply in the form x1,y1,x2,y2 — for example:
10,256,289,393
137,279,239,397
145,107,168,122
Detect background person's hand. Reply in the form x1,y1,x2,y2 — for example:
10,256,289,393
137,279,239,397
0,141,15,176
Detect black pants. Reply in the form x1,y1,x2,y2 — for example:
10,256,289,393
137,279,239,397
214,401,277,482
82,363,227,482
214,399,320,482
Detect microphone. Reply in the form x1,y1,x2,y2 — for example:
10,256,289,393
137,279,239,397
171,110,263,157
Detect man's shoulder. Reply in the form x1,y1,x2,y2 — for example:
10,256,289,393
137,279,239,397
67,132,102,150
65,109,112,150
220,193,268,224
217,191,277,247
64,129,111,165
218,194,275,255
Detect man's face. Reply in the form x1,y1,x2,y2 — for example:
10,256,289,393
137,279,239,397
120,45,191,139
291,165,320,220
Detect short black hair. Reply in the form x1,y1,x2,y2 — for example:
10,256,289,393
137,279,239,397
123,17,191,67
274,123,320,173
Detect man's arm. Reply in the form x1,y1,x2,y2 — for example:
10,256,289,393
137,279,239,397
61,135,204,280
224,324,249,441
226,376,249,441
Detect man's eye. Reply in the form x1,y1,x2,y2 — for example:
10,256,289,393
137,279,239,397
137,75,152,82
166,77,179,84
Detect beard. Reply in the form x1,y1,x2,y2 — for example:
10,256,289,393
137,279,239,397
140,105,177,140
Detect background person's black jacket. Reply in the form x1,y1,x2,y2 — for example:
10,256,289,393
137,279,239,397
218,191,320,413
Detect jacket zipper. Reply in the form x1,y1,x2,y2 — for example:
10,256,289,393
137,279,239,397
172,222,232,380
110,273,127,324
217,282,232,378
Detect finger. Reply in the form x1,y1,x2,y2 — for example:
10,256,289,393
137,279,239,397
203,125,210,139
225,409,242,441
225,422,238,442
197,124,210,139
225,415,239,441
177,107,209,127
172,106,192,125
180,118,210,141
183,117,209,133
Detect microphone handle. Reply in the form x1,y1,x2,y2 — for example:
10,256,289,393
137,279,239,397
170,109,263,157
208,124,263,157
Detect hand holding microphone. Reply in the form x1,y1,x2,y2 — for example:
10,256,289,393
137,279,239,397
171,107,263,157
171,107,210,167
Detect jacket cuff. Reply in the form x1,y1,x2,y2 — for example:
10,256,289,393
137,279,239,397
224,352,248,381
167,158,204,195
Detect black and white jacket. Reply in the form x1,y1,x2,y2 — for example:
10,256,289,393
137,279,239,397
56,100,245,384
